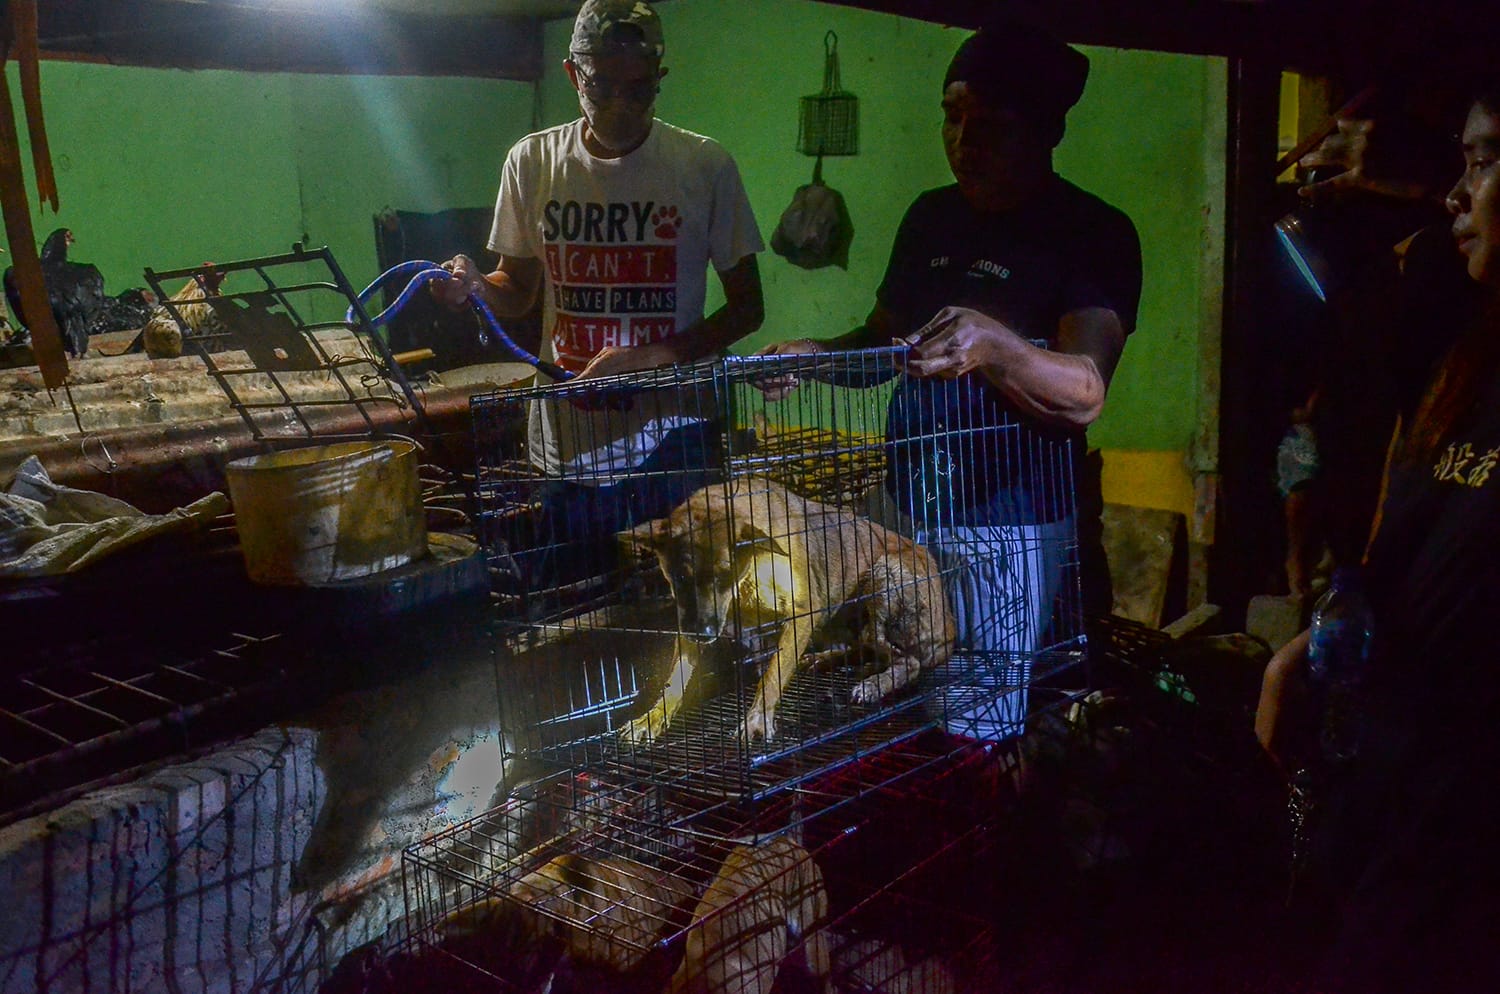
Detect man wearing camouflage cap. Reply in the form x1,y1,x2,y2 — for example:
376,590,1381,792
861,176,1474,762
434,0,765,594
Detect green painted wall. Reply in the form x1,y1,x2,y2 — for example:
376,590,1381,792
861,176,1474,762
1,62,536,322
539,0,1225,453
2,1,1223,456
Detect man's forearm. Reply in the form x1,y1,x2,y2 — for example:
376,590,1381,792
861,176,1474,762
473,270,537,320
981,337,1109,428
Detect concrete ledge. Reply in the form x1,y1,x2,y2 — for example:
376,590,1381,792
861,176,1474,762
0,728,320,994
0,329,390,447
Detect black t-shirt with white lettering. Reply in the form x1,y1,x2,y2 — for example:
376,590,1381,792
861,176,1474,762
1305,352,1500,965
1365,359,1500,731
877,178,1142,528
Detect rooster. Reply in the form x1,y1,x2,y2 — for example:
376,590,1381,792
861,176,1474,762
141,266,225,359
3,228,109,357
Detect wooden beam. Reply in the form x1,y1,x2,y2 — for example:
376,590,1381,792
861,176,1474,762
34,0,543,80
1212,57,1284,620
816,0,1499,78
0,2,69,388
814,0,1277,60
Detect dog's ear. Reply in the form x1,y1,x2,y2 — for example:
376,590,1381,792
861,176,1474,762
738,521,789,557
619,517,669,554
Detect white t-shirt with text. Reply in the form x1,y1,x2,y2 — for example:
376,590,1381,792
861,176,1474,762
489,118,763,480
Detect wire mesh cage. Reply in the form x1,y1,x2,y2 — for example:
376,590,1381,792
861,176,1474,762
142,244,429,448
403,772,699,991
805,817,1003,994
796,31,859,157
402,736,1004,993
781,744,1009,994
473,349,1088,804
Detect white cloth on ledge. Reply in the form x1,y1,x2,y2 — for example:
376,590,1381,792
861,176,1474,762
0,455,227,578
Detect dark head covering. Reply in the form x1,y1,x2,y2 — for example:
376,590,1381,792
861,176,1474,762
944,20,1089,143
571,0,665,59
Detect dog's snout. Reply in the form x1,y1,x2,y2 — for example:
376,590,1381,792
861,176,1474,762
675,603,721,643
686,612,722,642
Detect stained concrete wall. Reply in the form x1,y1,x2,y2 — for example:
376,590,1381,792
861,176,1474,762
0,631,511,994
0,727,325,994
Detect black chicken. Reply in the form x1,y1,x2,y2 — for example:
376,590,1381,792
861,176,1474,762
89,287,158,336
3,228,109,357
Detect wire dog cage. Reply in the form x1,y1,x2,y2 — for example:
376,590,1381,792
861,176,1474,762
472,349,1089,805
402,735,1005,993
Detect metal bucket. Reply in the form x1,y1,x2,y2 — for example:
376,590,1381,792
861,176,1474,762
225,440,427,585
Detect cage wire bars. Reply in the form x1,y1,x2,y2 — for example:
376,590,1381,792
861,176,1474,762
471,348,1088,802
403,738,1007,992
406,347,1089,989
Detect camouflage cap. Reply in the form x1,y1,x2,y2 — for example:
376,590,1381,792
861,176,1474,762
570,0,665,59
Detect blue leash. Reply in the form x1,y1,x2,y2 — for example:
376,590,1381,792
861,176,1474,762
350,260,574,381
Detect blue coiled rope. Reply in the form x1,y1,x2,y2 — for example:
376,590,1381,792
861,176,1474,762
349,260,574,381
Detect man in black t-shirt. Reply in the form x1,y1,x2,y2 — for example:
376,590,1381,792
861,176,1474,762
760,22,1141,666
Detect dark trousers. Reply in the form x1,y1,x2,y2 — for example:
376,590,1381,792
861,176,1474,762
508,421,723,595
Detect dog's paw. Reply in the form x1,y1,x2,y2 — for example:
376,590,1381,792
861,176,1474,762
619,707,669,745
742,706,776,743
850,673,892,705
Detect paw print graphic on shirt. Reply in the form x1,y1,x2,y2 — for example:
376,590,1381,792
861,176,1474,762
652,205,683,239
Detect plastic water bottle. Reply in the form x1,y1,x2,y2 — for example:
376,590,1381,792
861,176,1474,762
1307,566,1375,765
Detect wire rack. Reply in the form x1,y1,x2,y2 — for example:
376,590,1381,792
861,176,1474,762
143,244,430,448
818,882,1000,993
493,637,1082,803
474,350,1087,805
0,627,285,822
780,745,1010,994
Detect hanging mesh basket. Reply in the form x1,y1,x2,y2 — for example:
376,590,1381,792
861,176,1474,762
797,31,858,157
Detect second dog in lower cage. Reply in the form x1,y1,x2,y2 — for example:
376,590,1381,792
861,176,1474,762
402,739,1005,994
477,350,1085,794
669,834,832,994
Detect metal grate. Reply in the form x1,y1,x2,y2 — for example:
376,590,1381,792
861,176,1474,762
782,747,1009,994
815,875,1001,993
403,773,717,989
493,640,1082,804
143,244,430,449
0,628,286,821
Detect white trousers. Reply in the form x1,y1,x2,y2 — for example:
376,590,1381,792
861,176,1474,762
868,487,1070,739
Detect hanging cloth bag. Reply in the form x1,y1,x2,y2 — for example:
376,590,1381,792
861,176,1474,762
773,31,858,270
771,156,854,270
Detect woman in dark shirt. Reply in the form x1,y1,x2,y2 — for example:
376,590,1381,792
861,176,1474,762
1257,85,1500,992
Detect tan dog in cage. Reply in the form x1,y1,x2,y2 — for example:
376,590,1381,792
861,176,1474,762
619,476,955,743
440,852,691,974
669,835,831,994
